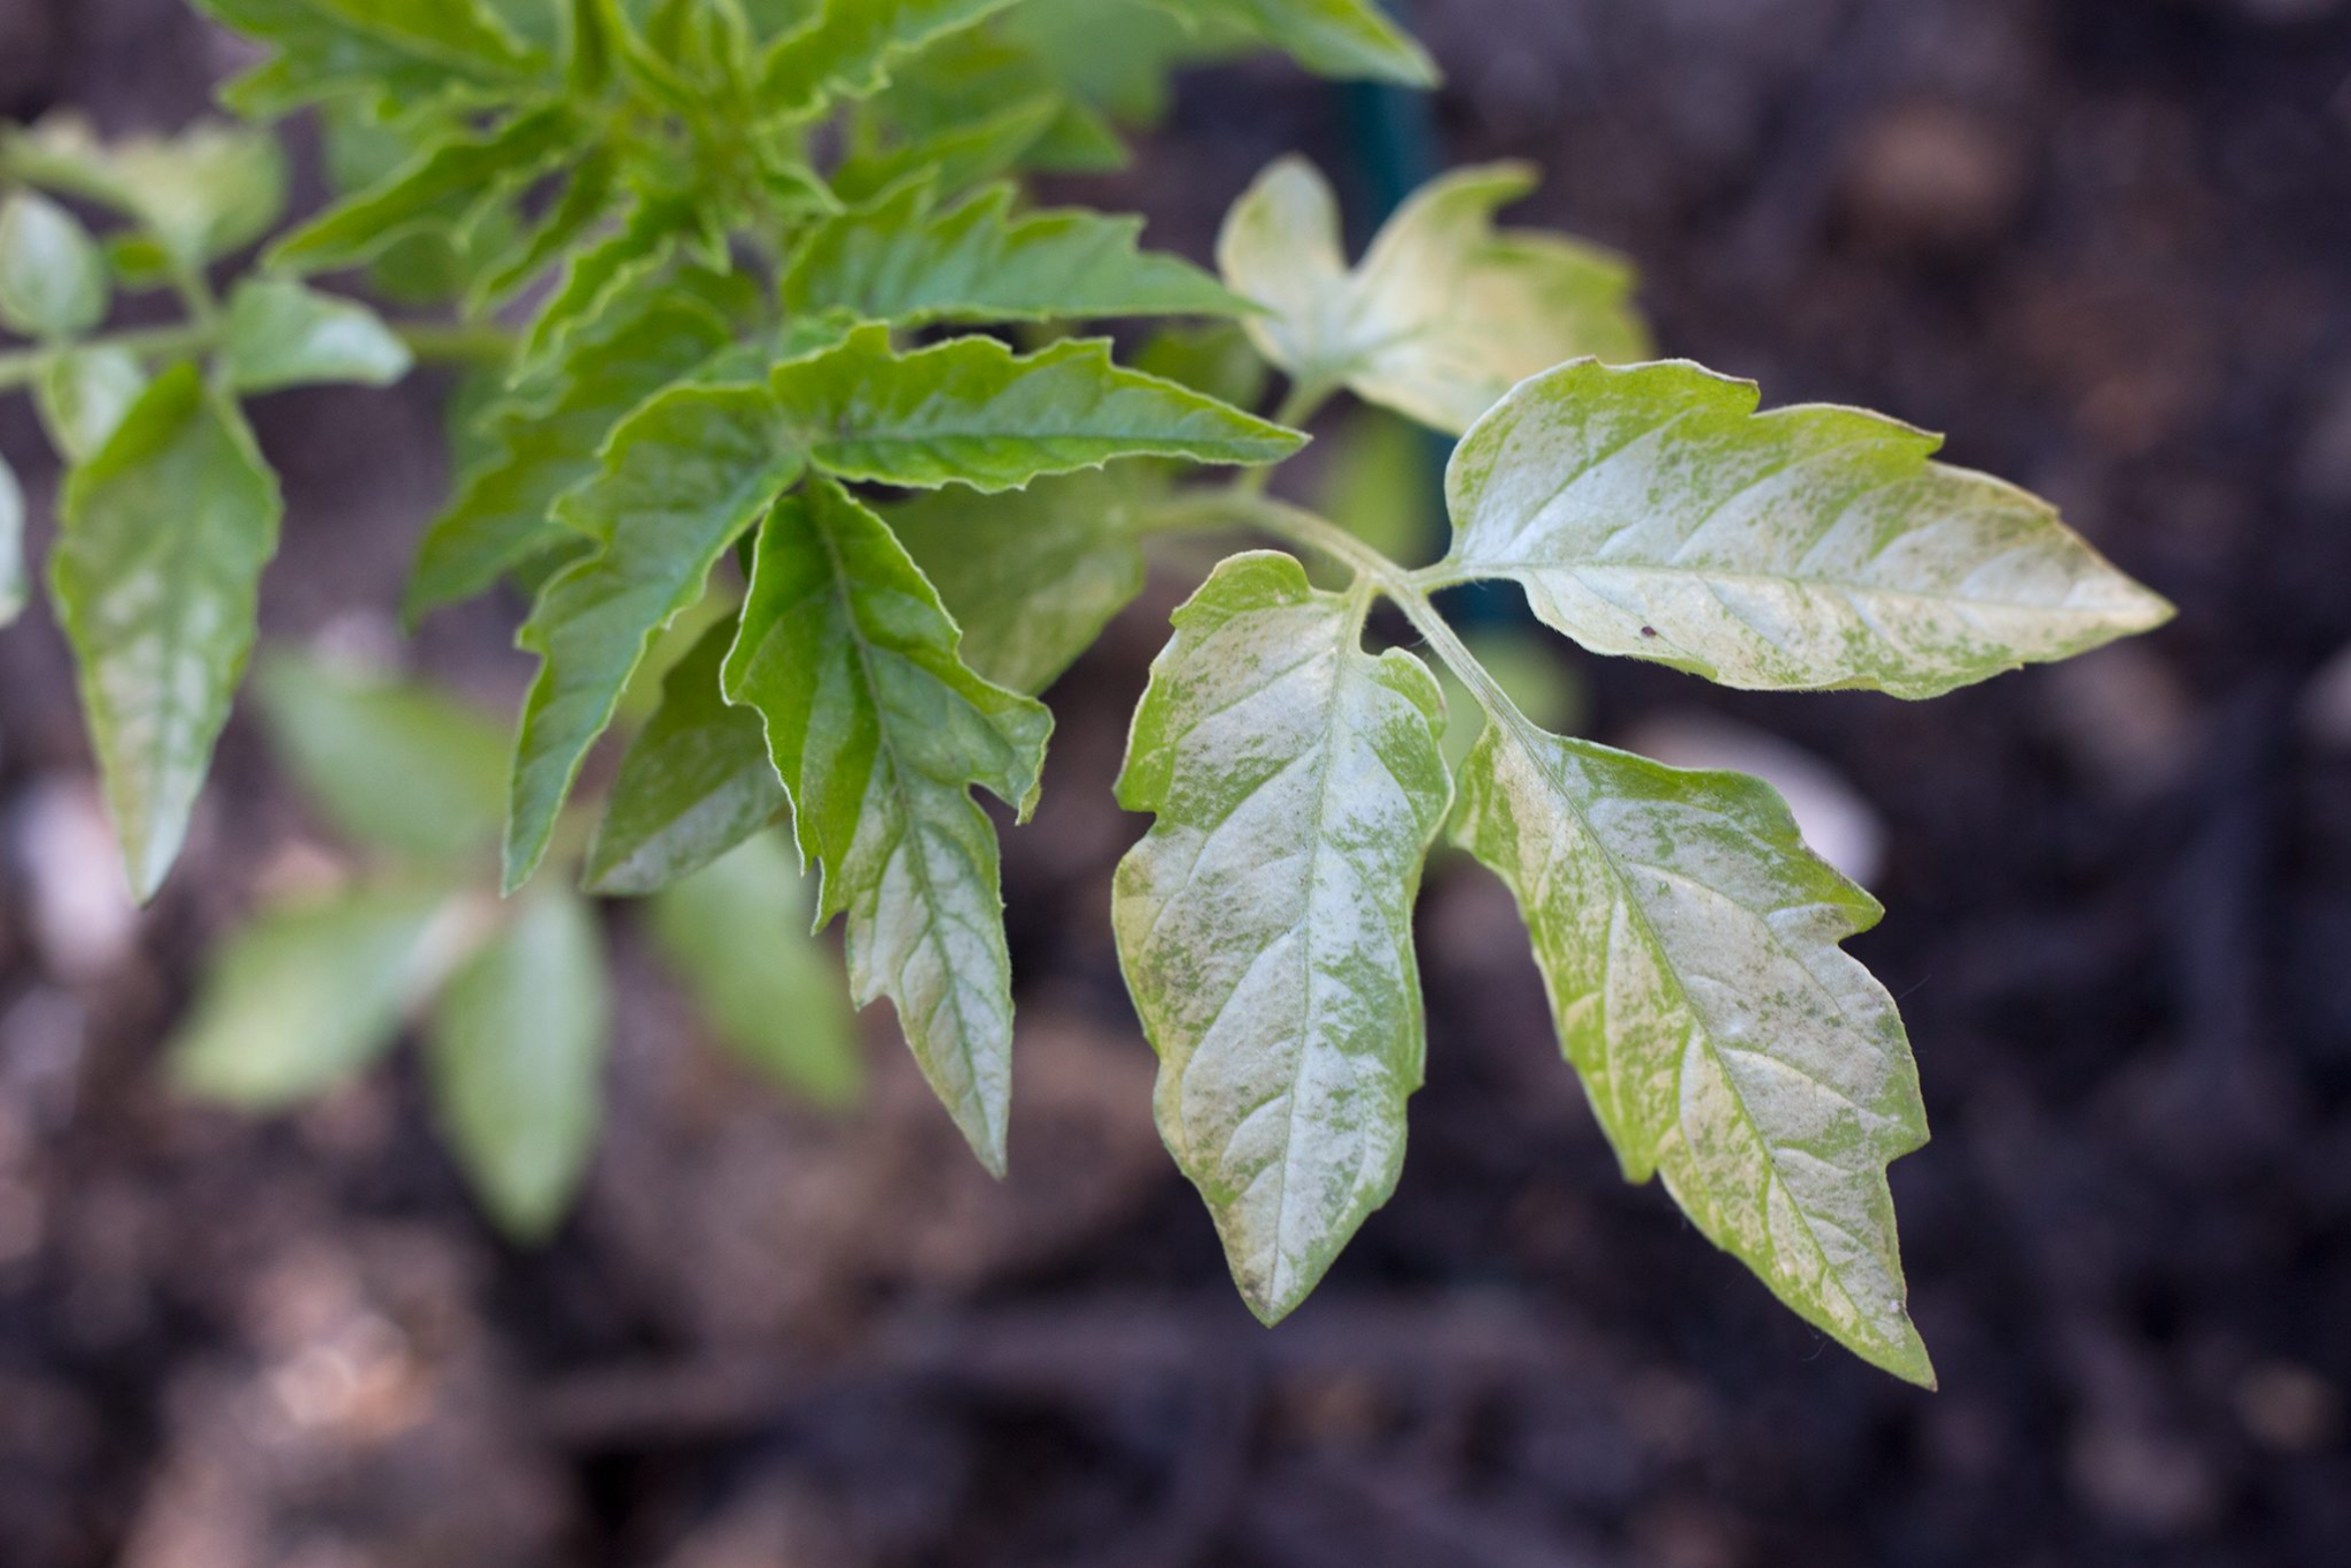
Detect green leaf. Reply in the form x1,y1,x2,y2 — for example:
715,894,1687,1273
519,195,689,373
586,614,787,895
503,383,802,893
51,367,283,901
1,115,287,271
889,466,1155,694
1145,0,1436,87
648,834,865,1108
171,885,459,1109
0,452,25,627
1443,359,2178,697
1449,724,1935,1384
831,94,1061,206
781,178,1249,327
221,279,413,393
769,323,1303,492
1003,0,1245,126
426,887,609,1239
470,146,618,309
271,104,579,274
722,478,1051,1174
1220,157,1650,435
759,0,1023,118
1133,321,1270,411
0,191,109,339
1113,552,1451,1322
35,346,147,463
255,650,512,862
194,0,541,119
407,290,737,620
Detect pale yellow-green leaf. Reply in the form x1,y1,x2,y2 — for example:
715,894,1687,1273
1114,552,1451,1322
1444,358,2177,698
0,190,109,339
1220,157,1648,434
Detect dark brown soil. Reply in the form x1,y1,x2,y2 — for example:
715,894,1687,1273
1,2,2346,1565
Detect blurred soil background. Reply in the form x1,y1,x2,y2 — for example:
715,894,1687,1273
2,1,2350,1564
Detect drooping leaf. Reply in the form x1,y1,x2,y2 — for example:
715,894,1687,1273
1449,723,1935,1384
470,145,618,309
1220,157,1649,435
889,466,1157,694
1113,551,1451,1322
585,614,787,895
255,650,511,862
0,453,24,626
758,0,1023,118
407,290,737,620
722,478,1051,1173
648,834,866,1107
503,383,802,892
781,179,1248,328
221,279,413,393
769,324,1303,492
0,115,287,271
193,0,542,119
170,885,460,1109
271,104,579,274
518,195,690,373
1443,359,2178,697
1145,0,1436,87
0,191,109,339
426,886,609,1239
51,367,283,901
36,346,147,463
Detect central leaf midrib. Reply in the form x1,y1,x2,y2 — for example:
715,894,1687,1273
813,507,1003,1155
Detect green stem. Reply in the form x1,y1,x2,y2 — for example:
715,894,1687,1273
0,316,517,393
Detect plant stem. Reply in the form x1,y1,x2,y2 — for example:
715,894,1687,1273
1235,380,1336,496
0,316,517,393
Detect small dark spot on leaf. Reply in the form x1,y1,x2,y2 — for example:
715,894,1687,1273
1641,626,1660,639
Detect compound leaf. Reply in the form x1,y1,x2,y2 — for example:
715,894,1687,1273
1450,723,1935,1384
427,885,609,1239
171,885,459,1109
889,466,1156,695
0,191,109,339
221,278,413,393
781,179,1247,327
52,367,282,901
407,290,737,619
503,383,802,893
769,323,1303,492
648,834,866,1108
1113,551,1451,1322
586,614,788,895
255,650,511,863
1220,156,1648,435
722,478,1050,1174
1145,0,1436,87
1444,359,2177,697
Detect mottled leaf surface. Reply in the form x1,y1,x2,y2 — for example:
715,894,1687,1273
1,115,287,269
0,191,108,339
723,480,1050,1173
1220,157,1648,434
1114,552,1450,1321
586,615,787,895
504,384,801,892
888,467,1156,694
222,278,412,392
769,324,1302,492
782,179,1246,327
648,834,865,1108
427,887,609,1239
51,368,282,900
1450,724,1934,1384
1444,359,2176,697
